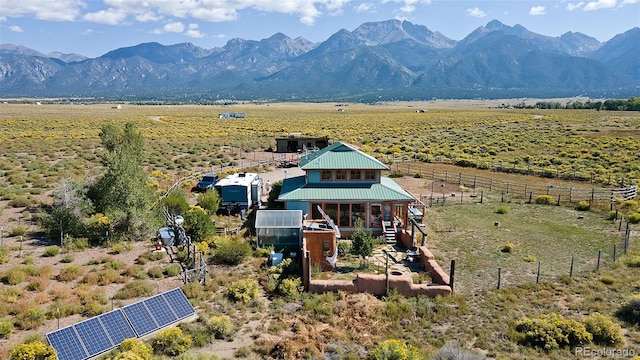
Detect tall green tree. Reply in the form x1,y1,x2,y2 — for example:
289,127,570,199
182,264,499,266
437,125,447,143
351,218,374,265
88,123,158,240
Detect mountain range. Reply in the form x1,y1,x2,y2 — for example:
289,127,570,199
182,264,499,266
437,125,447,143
1,19,638,102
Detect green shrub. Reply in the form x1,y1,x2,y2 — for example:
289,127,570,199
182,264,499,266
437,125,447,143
15,307,46,330
57,265,82,282
196,190,220,215
607,210,617,220
535,195,554,205
432,341,484,360
278,277,302,301
152,327,192,356
600,275,616,285
627,212,640,224
164,264,182,277
9,227,27,237
181,283,208,301
63,236,89,251
0,246,8,264
623,199,638,209
9,341,57,360
43,246,59,257
624,255,640,268
118,338,153,360
111,242,132,254
208,315,232,339
338,241,351,257
501,241,515,253
576,201,590,211
522,255,537,263
514,313,592,350
60,254,74,264
147,266,164,278
0,318,14,338
225,279,259,304
234,346,251,358
616,294,640,325
114,280,155,300
214,238,251,265
3,267,27,285
496,205,509,214
369,339,422,360
582,313,624,345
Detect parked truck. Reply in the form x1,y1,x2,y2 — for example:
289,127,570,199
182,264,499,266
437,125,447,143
214,172,263,213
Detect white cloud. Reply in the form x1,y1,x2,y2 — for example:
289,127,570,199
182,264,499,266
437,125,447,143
0,0,85,21
354,3,373,13
83,9,127,25
529,6,546,15
621,0,637,5
583,0,618,10
153,21,185,34
81,28,94,35
9,25,24,32
566,2,585,10
382,0,431,14
466,7,486,18
185,23,204,38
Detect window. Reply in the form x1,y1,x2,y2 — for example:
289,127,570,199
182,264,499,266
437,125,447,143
350,170,361,181
364,170,376,181
352,204,365,225
340,203,350,227
321,170,332,181
335,170,347,180
311,203,323,219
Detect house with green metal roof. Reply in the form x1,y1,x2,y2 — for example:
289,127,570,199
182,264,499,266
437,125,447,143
278,142,415,240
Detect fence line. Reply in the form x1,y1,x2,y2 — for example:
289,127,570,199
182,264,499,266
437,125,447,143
385,154,636,187
395,163,637,205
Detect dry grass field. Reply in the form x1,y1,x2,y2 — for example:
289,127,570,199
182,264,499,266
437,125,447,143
0,101,639,359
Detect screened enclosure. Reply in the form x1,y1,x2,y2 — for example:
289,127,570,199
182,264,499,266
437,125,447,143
255,210,303,254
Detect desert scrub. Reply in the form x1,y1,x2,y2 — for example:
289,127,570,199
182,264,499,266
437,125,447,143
582,313,624,345
627,212,640,224
369,339,422,360
147,266,164,278
0,246,8,264
0,318,14,338
277,277,303,301
14,306,46,330
208,315,232,339
213,238,251,265
576,201,590,211
152,327,192,356
164,263,182,277
535,195,554,205
2,266,27,285
114,280,155,300
496,205,509,214
616,294,640,325
624,254,640,268
514,313,592,350
117,338,153,360
501,241,515,253
43,245,59,257
9,341,57,360
9,226,27,237
57,265,83,282
225,279,259,304
522,254,537,263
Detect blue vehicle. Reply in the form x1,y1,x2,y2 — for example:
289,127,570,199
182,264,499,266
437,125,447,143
195,174,219,192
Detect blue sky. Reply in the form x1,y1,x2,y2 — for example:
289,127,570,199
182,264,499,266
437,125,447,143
1,0,638,58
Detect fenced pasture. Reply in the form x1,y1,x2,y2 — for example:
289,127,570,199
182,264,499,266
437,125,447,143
1,103,639,201
423,200,636,295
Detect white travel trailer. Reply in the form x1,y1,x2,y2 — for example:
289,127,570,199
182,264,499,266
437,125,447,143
214,172,263,213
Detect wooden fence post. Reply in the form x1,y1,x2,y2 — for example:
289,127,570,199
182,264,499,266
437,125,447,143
570,254,574,277
450,260,456,293
596,250,601,271
497,267,501,289
536,261,541,284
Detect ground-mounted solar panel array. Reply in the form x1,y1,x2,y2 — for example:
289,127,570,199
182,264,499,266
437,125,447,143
46,287,195,360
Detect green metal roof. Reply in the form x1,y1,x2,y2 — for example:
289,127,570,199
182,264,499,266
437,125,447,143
278,176,415,202
300,142,388,170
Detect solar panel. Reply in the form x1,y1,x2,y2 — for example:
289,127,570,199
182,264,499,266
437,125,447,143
46,326,88,360
162,288,196,319
122,301,159,337
99,309,136,344
75,317,113,357
144,294,178,327
48,288,195,359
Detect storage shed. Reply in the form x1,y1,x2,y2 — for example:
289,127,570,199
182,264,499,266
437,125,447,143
255,210,303,256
